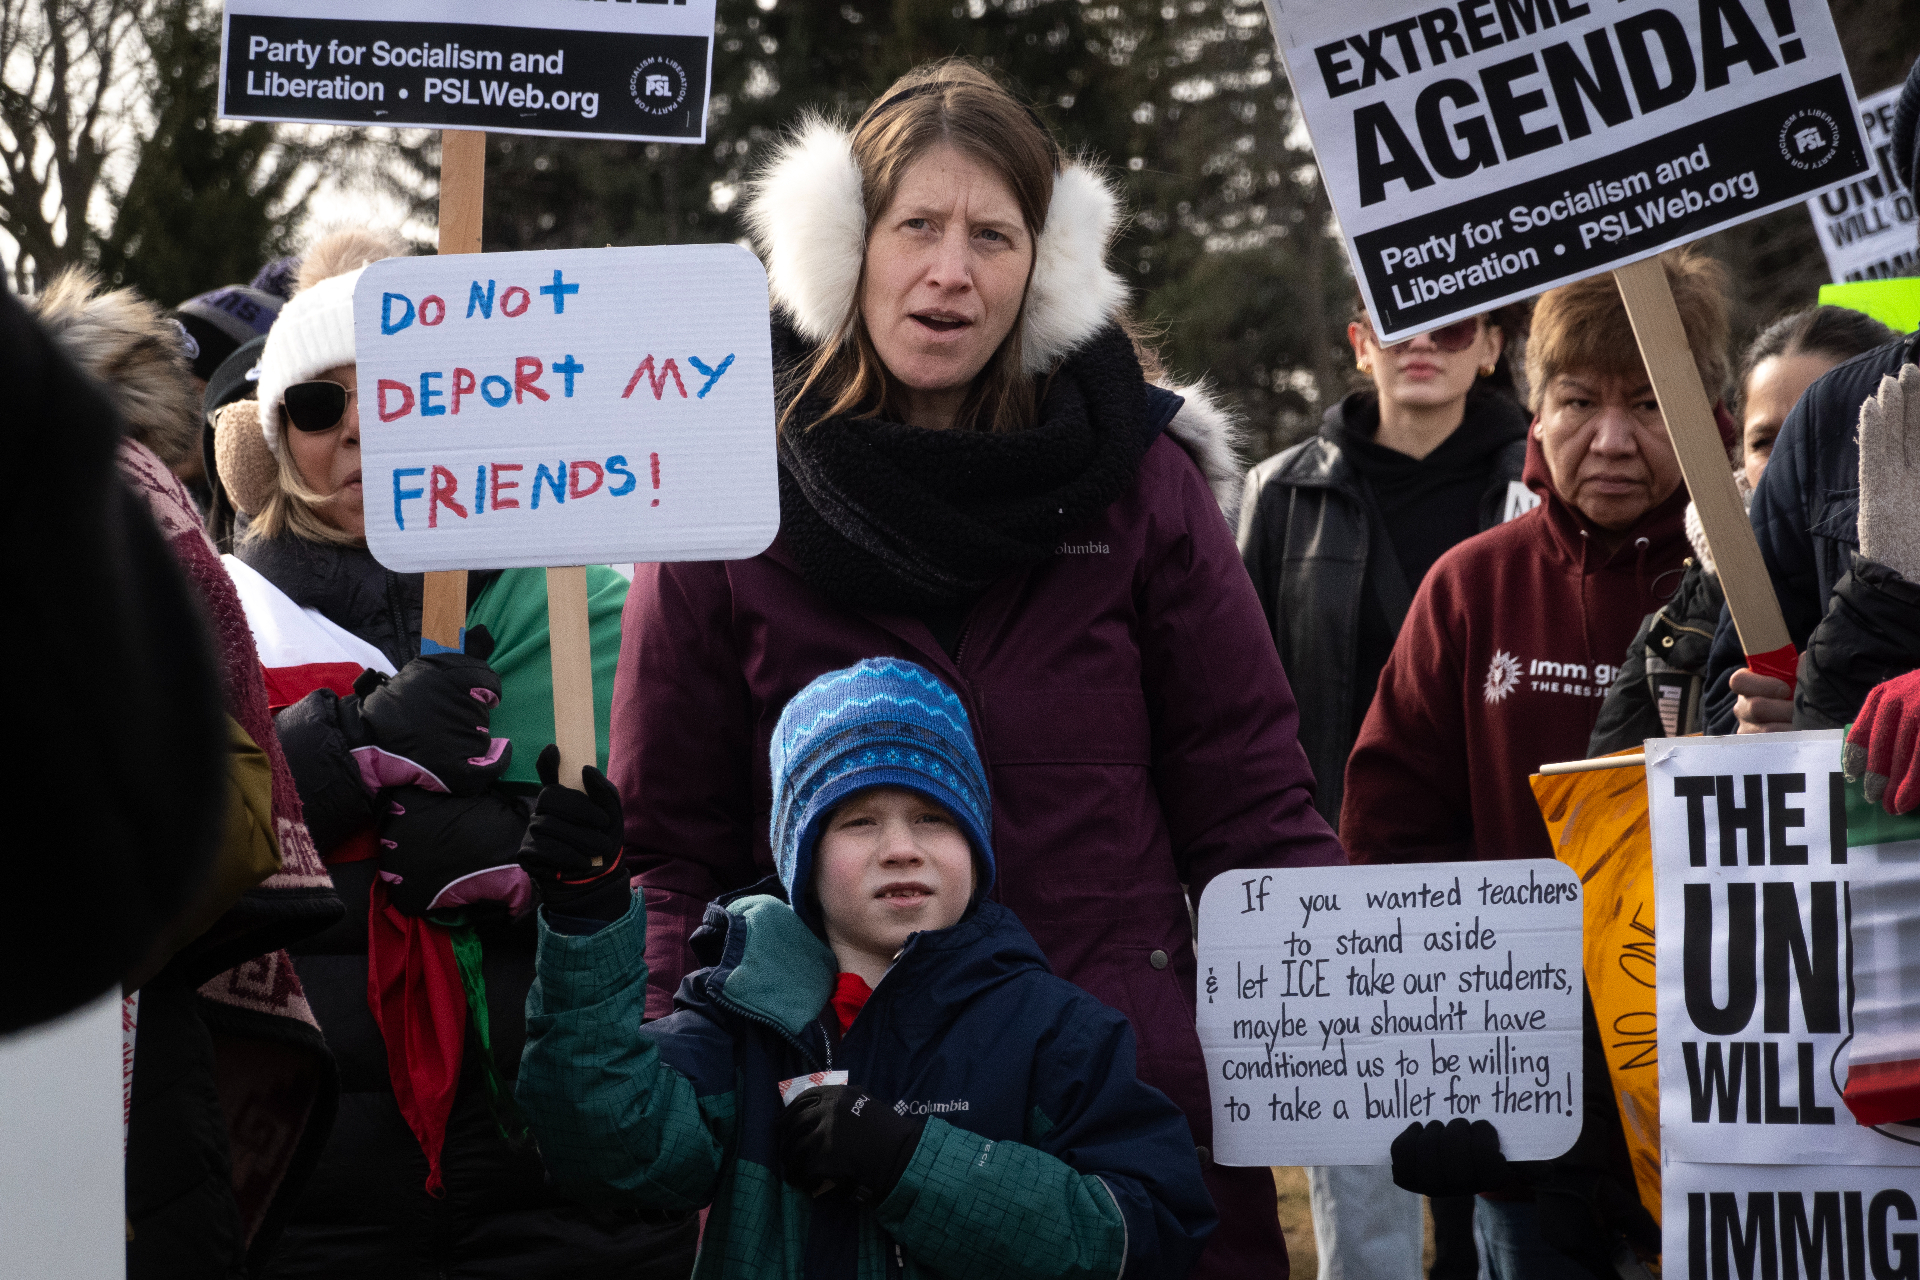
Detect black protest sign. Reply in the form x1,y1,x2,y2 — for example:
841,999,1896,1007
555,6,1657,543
219,0,715,143
1262,0,1872,339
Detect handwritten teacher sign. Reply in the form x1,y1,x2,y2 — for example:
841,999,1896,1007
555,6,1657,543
1261,0,1870,340
1196,861,1582,1166
353,244,778,571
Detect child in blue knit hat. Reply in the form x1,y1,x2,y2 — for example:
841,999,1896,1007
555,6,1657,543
514,657,1215,1279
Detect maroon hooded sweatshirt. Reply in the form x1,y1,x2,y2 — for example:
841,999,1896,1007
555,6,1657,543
1340,435,1690,863
612,432,1344,1277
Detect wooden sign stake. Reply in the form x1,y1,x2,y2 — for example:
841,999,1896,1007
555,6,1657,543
422,128,599,792
1612,257,1796,683
545,566,599,792
420,129,486,652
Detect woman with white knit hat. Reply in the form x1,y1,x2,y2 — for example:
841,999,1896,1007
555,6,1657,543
212,231,690,1277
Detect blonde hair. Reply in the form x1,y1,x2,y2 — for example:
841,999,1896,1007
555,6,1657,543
783,60,1061,434
241,226,407,546
1524,248,1730,412
245,427,361,547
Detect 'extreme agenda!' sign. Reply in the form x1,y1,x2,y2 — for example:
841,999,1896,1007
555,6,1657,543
1196,861,1582,1167
219,0,716,142
1262,0,1871,340
353,245,778,571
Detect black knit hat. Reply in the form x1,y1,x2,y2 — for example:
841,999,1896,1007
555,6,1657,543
1894,57,1920,233
173,285,282,381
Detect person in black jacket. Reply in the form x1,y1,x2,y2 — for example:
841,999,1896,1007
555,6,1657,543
1238,299,1529,1280
216,230,695,1279
1704,55,1920,743
1590,305,1896,755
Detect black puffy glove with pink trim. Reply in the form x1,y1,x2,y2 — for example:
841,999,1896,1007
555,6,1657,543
518,744,631,921
341,625,511,796
376,787,531,918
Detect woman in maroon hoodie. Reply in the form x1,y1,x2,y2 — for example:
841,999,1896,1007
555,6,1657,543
608,60,1343,1276
1341,250,1731,1278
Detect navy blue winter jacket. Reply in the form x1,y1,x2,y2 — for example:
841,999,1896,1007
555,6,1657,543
517,880,1217,1279
1704,332,1919,733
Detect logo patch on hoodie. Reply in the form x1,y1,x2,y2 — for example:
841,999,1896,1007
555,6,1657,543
1483,650,1522,703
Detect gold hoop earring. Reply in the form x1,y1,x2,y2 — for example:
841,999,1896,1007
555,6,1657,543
1479,364,1496,377
1357,360,1373,374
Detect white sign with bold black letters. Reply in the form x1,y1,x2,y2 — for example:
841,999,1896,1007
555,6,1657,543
1262,0,1871,340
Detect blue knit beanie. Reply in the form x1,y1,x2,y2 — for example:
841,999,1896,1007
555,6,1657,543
770,659,994,929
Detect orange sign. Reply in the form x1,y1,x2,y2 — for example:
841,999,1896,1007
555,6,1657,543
1531,758,1659,1224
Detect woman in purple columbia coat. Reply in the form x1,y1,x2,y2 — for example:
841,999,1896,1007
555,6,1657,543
609,61,1344,1277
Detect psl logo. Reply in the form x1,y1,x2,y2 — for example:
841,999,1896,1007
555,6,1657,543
629,56,688,116
1778,108,1840,172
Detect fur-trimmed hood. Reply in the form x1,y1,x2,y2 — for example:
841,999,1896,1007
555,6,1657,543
33,268,201,468
1159,380,1245,524
746,116,1130,375
747,118,1244,521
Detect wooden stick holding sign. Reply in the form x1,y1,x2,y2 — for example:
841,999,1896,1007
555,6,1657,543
424,131,600,792
419,130,486,653
1612,259,1799,687
544,565,597,792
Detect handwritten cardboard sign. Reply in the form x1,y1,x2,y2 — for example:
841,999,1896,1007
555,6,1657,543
1648,731,1920,1169
1261,0,1870,340
353,244,778,572
219,0,717,143
1805,83,1917,285
1196,861,1582,1166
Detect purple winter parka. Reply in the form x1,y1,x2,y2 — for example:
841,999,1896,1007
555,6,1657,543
610,418,1346,1276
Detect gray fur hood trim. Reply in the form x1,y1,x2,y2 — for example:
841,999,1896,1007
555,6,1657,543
1160,380,1245,524
33,268,201,468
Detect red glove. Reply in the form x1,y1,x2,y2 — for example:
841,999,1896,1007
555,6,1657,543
1844,669,1920,816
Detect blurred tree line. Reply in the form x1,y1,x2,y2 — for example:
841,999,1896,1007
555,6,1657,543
6,0,1917,461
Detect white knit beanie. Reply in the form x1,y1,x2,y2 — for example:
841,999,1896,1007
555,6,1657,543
254,267,363,454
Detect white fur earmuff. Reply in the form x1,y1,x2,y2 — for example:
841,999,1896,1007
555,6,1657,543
744,116,1129,372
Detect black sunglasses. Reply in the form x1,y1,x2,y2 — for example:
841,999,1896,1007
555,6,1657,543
283,380,356,433
1366,316,1485,353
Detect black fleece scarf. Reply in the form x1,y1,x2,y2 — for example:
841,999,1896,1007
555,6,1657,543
776,321,1150,612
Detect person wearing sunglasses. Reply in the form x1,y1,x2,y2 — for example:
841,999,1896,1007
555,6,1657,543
210,230,693,1279
1238,300,1528,1280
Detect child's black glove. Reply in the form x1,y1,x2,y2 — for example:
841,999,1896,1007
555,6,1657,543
776,1084,926,1201
518,744,631,921
1390,1118,1512,1197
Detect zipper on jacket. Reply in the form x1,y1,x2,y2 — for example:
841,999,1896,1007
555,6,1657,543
712,993,826,1072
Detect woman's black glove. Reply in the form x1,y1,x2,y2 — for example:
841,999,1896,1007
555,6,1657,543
518,744,631,921
376,787,531,917
776,1084,926,1201
1391,1119,1513,1197
342,624,510,795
